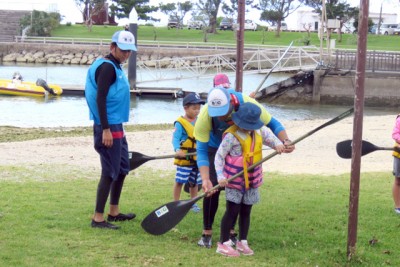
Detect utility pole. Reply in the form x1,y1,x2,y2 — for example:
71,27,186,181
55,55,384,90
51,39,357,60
377,2,383,35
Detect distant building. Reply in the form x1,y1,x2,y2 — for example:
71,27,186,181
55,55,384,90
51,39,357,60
83,3,117,25
369,12,397,24
294,10,320,32
291,9,397,32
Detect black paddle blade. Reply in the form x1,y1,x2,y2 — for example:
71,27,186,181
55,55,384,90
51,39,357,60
129,152,155,171
336,139,382,159
336,140,353,158
141,196,201,235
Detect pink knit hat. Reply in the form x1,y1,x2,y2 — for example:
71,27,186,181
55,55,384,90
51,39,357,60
213,73,231,88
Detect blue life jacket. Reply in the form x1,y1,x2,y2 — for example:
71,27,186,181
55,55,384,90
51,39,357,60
85,58,130,125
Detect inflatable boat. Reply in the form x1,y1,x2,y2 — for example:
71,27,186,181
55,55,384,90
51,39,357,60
0,78,63,97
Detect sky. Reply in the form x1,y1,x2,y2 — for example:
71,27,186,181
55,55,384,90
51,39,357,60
0,0,399,26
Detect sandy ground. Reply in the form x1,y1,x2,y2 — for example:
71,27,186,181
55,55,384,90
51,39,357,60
0,114,396,176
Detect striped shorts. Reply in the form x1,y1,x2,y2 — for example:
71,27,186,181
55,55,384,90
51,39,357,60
175,166,202,185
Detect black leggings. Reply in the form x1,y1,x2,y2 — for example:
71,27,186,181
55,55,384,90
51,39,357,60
95,174,126,213
220,201,253,243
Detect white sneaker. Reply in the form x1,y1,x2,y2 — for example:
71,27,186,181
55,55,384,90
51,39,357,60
395,208,400,214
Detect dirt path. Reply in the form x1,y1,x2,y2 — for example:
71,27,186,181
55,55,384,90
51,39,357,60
0,114,395,176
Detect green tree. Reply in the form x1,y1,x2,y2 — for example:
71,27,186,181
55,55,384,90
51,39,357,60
20,10,61,36
109,0,159,22
159,1,193,27
221,0,256,19
257,0,301,37
353,16,374,34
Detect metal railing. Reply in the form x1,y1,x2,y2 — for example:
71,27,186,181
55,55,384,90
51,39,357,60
14,36,111,46
136,46,320,83
13,35,317,52
334,49,400,72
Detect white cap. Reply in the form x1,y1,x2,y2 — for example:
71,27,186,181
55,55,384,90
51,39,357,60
111,30,137,51
207,87,231,117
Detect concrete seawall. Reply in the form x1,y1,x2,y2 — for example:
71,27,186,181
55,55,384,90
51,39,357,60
318,71,400,107
258,70,400,107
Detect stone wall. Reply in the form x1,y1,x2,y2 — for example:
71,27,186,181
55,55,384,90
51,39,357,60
0,10,30,42
0,42,233,66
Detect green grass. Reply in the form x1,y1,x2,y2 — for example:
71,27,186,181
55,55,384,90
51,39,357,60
0,124,172,143
51,24,400,51
1,164,399,266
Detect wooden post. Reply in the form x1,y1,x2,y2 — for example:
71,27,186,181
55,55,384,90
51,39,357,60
235,0,245,92
128,8,138,90
347,0,369,260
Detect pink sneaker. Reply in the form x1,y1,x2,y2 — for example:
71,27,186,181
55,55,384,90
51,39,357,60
216,242,240,257
236,240,254,256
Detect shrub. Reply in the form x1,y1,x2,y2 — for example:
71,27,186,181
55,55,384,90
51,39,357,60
20,10,61,36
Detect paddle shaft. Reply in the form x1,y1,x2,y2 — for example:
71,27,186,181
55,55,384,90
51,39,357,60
130,148,271,158
151,152,196,160
198,107,354,197
374,147,397,151
254,41,294,95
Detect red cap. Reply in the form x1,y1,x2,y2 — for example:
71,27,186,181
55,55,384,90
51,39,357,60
213,74,230,87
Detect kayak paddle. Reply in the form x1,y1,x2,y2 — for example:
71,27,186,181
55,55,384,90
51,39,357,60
141,108,354,235
336,139,400,159
129,151,196,171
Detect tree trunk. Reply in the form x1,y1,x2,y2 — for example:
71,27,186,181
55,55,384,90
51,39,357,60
208,15,217,33
338,22,343,43
275,21,281,37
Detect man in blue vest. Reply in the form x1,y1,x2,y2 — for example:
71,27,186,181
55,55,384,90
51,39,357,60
85,30,136,230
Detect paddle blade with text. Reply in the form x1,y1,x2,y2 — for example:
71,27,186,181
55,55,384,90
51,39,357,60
141,196,201,235
129,152,155,171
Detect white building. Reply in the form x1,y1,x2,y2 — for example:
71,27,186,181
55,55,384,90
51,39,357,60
292,10,320,32
289,9,397,32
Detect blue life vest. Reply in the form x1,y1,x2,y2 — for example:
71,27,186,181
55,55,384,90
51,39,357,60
85,58,130,125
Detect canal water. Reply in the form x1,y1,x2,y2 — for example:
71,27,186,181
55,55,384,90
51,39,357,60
0,63,397,128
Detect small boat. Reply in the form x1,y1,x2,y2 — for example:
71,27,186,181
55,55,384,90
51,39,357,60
0,78,63,97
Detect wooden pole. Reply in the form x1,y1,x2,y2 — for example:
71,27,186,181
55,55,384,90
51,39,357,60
319,0,326,62
128,8,138,90
235,0,245,92
347,0,369,260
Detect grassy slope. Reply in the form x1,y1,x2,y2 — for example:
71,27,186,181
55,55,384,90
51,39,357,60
51,24,400,51
0,166,399,266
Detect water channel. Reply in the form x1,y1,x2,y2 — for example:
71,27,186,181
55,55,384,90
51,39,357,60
0,63,397,128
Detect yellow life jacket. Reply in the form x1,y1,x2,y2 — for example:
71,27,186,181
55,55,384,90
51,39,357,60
174,116,197,166
393,114,400,158
224,125,263,189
